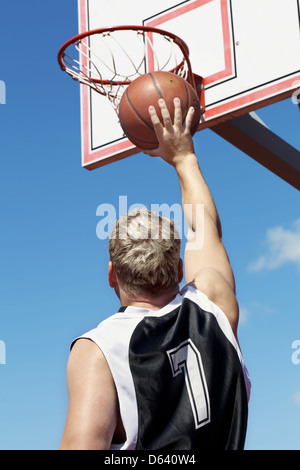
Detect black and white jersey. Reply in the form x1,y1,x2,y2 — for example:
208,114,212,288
74,286,251,450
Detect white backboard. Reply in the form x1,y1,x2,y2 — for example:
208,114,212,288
76,0,300,169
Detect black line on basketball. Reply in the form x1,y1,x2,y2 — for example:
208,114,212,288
124,129,157,146
149,73,164,99
125,88,153,131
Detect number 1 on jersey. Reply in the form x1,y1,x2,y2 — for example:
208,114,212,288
167,339,211,429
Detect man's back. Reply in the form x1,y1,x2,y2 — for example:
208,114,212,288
76,287,250,450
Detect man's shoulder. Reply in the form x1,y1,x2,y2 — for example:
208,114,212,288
181,269,239,337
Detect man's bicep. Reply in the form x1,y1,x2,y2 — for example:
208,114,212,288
184,214,235,291
184,215,239,334
60,339,118,450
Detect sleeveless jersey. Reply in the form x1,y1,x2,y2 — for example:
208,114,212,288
73,286,251,450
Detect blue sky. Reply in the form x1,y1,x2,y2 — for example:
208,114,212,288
0,1,299,450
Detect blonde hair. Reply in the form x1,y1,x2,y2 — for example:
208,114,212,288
109,208,181,298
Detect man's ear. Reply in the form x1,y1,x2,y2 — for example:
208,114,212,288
178,258,184,283
108,261,118,288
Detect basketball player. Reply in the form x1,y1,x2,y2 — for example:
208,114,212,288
60,98,251,450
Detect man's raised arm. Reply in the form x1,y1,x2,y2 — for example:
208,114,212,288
145,98,239,336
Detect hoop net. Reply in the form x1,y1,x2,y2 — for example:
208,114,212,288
58,26,196,114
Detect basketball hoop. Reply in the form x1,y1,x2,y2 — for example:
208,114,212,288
58,25,205,114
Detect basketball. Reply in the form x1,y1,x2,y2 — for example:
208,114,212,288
118,71,201,150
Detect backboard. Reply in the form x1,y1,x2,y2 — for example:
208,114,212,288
73,0,300,170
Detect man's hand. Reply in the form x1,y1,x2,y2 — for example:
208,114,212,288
143,98,196,168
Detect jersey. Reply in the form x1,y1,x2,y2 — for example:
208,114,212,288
73,286,251,450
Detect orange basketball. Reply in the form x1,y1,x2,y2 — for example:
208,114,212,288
118,71,201,150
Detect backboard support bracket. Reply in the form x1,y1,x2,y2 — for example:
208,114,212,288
212,113,300,190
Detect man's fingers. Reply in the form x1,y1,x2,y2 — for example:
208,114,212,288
173,97,182,129
148,105,164,139
184,106,195,132
158,99,173,132
148,98,194,146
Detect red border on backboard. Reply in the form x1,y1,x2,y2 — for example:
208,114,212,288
205,75,300,120
144,0,234,86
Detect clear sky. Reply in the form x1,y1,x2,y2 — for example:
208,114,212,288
0,1,299,450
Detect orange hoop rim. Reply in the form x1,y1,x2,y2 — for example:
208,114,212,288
57,24,196,89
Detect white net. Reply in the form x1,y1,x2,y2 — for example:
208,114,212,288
60,27,191,113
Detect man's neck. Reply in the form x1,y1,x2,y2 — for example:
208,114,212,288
119,287,179,311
